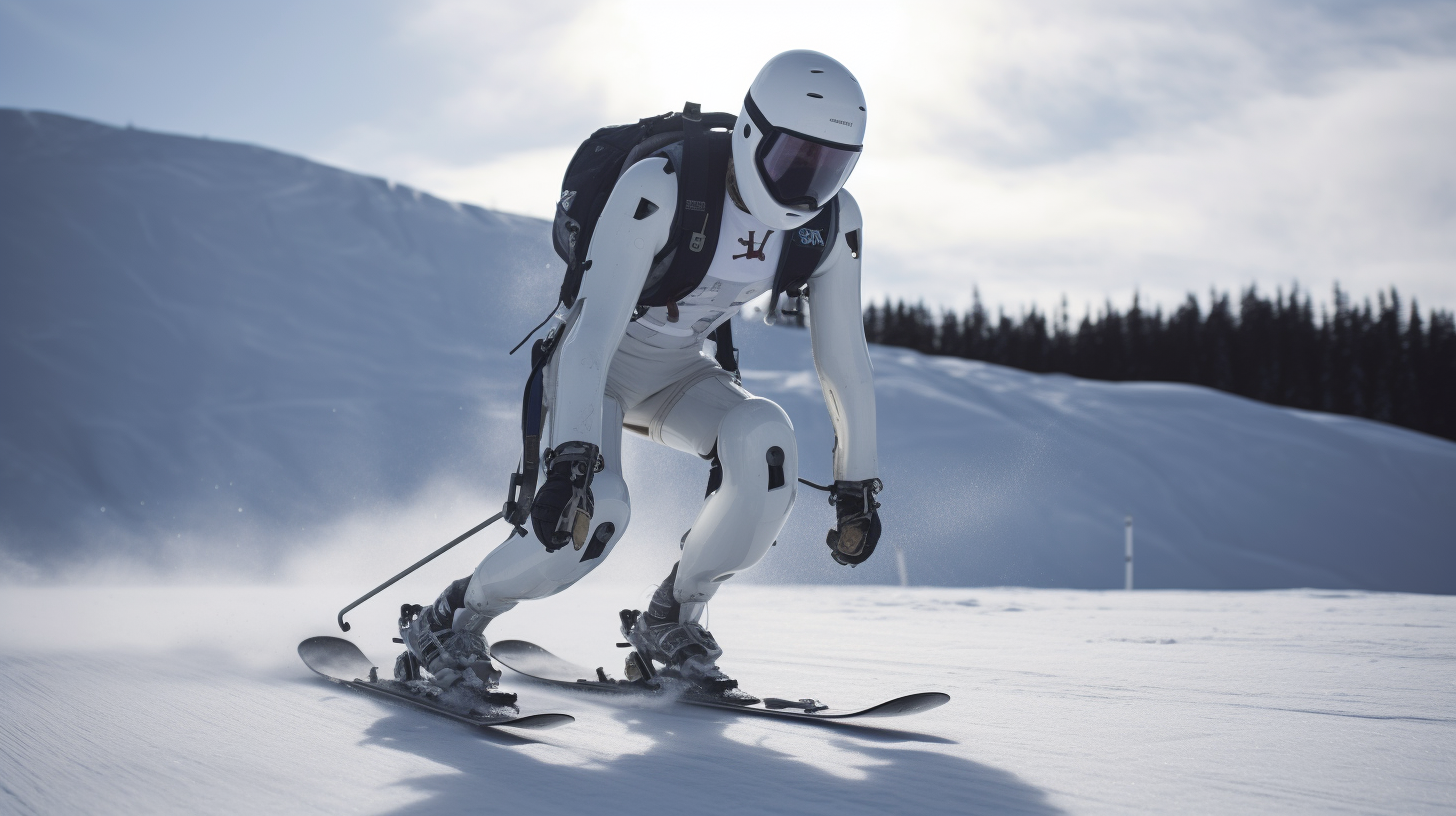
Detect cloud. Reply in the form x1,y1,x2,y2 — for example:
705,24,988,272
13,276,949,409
868,55,1456,314
308,0,1456,314
8,0,1452,312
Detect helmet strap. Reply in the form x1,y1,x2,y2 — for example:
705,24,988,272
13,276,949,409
724,156,751,215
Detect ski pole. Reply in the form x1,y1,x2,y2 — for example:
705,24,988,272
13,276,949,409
337,511,505,632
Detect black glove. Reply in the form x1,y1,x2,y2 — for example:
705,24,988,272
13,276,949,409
530,441,602,552
826,478,882,566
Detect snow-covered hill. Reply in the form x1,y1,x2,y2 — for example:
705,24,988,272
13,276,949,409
2,109,1454,592
0,109,557,576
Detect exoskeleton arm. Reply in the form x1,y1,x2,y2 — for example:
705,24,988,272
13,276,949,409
807,189,878,482
549,158,676,447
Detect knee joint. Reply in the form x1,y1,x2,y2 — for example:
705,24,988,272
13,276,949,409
714,399,797,491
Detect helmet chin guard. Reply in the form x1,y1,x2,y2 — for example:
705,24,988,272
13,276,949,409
732,50,866,230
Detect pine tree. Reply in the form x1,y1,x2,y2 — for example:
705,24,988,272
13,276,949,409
855,283,1456,442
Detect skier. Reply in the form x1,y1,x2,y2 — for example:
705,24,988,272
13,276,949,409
400,50,882,694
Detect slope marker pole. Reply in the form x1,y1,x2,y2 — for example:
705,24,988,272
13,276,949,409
1124,515,1134,591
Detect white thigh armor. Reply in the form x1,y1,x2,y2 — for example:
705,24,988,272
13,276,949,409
623,361,798,607
671,396,797,607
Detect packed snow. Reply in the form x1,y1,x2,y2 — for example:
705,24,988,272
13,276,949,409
1,583,1453,814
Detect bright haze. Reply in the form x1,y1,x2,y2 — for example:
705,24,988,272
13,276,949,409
4,0,1454,315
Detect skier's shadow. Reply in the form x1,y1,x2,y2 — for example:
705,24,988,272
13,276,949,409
359,694,1064,815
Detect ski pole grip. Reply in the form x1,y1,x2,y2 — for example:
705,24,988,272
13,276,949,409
335,511,505,632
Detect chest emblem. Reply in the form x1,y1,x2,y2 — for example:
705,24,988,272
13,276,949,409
733,230,773,261
797,228,824,246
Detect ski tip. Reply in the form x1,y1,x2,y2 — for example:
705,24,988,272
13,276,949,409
298,635,359,660
297,635,373,681
857,691,951,718
490,639,548,657
499,712,575,730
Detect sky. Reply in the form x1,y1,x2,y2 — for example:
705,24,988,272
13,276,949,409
3,0,1454,316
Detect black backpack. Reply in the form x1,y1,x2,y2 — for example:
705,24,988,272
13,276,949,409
503,103,841,533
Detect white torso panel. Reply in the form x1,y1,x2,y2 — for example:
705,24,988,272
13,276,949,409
624,192,782,350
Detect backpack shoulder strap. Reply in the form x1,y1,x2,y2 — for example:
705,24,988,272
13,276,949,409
637,108,734,308
764,199,839,324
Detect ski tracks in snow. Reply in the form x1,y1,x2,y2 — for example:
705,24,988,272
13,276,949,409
1,584,1454,814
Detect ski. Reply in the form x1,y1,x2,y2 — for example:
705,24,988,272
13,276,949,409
298,636,573,731
490,639,950,722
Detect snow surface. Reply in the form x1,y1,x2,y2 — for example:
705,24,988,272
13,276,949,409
1,583,1453,815
3,109,1454,592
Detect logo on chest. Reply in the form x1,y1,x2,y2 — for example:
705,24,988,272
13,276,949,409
797,228,824,246
733,230,773,261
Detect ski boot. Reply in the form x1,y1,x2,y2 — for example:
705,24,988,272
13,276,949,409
620,566,758,703
396,577,514,704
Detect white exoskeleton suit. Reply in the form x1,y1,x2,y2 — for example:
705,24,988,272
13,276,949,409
403,50,881,690
465,171,877,616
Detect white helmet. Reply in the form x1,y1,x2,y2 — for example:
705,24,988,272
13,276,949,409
733,50,866,230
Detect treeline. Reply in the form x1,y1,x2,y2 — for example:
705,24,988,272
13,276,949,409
860,285,1456,442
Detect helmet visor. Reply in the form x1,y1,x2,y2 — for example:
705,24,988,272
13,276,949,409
757,130,859,211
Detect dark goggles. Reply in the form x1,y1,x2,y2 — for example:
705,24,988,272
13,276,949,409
745,94,861,211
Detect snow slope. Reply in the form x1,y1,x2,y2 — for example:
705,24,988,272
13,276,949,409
744,337,1456,593
2,109,1455,591
0,109,557,574
1,583,1453,815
